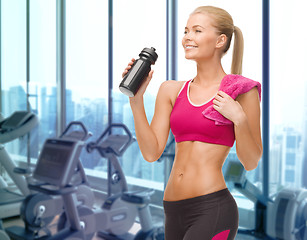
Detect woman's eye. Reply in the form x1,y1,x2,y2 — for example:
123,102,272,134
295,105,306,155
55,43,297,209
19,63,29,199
195,30,201,33
184,31,188,34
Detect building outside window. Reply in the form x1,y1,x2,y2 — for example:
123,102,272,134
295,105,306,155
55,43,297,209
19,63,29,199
1,0,32,161
65,0,109,170
270,0,307,191
112,0,166,187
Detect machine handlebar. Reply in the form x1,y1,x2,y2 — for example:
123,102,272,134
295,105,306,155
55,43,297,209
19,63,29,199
86,123,135,157
60,121,91,141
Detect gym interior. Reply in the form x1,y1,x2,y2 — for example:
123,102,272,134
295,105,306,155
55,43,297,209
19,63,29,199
1,0,307,240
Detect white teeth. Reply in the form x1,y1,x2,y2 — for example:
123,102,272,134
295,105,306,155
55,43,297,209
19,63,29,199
185,45,197,49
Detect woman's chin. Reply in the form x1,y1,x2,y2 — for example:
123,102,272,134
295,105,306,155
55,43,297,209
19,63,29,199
185,54,196,61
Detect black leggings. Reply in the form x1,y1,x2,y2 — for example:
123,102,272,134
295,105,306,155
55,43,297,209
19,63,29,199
163,188,238,240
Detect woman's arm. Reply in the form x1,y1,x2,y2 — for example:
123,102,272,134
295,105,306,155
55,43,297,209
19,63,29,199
213,87,263,171
234,88,263,170
129,79,174,163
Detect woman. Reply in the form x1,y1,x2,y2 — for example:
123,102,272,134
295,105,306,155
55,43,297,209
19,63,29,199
123,6,262,240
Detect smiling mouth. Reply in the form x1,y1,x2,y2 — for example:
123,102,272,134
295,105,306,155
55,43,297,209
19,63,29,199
184,45,198,49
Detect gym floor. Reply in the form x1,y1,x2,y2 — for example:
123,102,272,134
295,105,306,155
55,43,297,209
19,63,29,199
236,235,264,240
3,216,267,240
2,216,142,240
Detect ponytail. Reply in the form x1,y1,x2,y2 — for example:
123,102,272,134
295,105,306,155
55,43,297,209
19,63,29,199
231,26,244,75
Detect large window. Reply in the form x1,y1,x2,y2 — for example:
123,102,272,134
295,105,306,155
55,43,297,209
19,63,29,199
1,0,29,160
1,0,167,196
113,0,166,186
1,0,56,158
29,0,57,155
1,0,27,116
270,1,307,191
65,0,108,169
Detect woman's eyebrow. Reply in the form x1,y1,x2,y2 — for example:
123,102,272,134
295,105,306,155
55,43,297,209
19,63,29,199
193,25,205,28
185,25,205,29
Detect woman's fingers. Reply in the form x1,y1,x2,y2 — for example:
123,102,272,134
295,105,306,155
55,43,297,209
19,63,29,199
122,58,136,78
216,91,231,99
213,91,231,103
212,99,220,106
129,58,135,65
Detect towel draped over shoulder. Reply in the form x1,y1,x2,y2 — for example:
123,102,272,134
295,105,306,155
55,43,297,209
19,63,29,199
202,74,261,125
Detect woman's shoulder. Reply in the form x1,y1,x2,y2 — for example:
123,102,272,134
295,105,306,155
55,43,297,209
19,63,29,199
160,80,187,94
160,79,187,86
158,80,188,105
160,80,187,92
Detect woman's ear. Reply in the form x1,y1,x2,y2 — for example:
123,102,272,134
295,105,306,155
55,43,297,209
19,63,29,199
216,34,227,49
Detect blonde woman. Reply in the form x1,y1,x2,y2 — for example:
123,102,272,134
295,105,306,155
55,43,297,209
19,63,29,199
123,6,262,240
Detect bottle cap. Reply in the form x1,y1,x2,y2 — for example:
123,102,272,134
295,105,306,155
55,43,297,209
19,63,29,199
139,47,158,64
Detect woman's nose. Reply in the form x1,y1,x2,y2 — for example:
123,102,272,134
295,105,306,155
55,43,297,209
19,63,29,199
183,33,192,41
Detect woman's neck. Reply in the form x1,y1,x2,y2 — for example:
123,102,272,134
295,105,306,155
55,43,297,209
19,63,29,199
194,60,226,86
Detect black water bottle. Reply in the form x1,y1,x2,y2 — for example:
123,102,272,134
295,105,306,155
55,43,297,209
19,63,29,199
119,47,158,97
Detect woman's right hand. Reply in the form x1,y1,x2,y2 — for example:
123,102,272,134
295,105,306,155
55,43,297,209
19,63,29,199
122,58,154,100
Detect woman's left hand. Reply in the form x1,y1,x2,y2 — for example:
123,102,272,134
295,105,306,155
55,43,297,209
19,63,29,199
212,91,246,125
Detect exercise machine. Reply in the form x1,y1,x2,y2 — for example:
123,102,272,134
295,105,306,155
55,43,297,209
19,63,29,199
85,123,164,240
5,121,95,240
6,122,164,239
0,111,38,219
266,188,307,240
225,160,307,240
225,161,270,238
0,111,38,240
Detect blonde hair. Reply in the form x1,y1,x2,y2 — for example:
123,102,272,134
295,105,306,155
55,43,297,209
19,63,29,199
191,6,244,75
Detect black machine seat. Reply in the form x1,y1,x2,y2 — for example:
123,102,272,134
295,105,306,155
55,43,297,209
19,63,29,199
121,189,155,205
86,123,135,158
97,135,130,157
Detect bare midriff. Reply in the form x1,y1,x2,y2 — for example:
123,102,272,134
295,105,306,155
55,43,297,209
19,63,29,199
163,141,231,201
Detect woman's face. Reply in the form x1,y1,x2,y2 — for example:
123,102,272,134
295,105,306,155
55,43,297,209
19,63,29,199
182,13,221,61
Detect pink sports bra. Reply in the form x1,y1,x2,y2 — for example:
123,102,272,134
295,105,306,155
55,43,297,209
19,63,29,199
170,80,235,147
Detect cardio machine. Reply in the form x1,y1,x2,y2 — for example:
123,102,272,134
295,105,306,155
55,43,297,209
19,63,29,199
85,123,164,240
225,160,307,240
5,121,95,240
0,111,38,218
6,122,164,240
0,111,38,240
